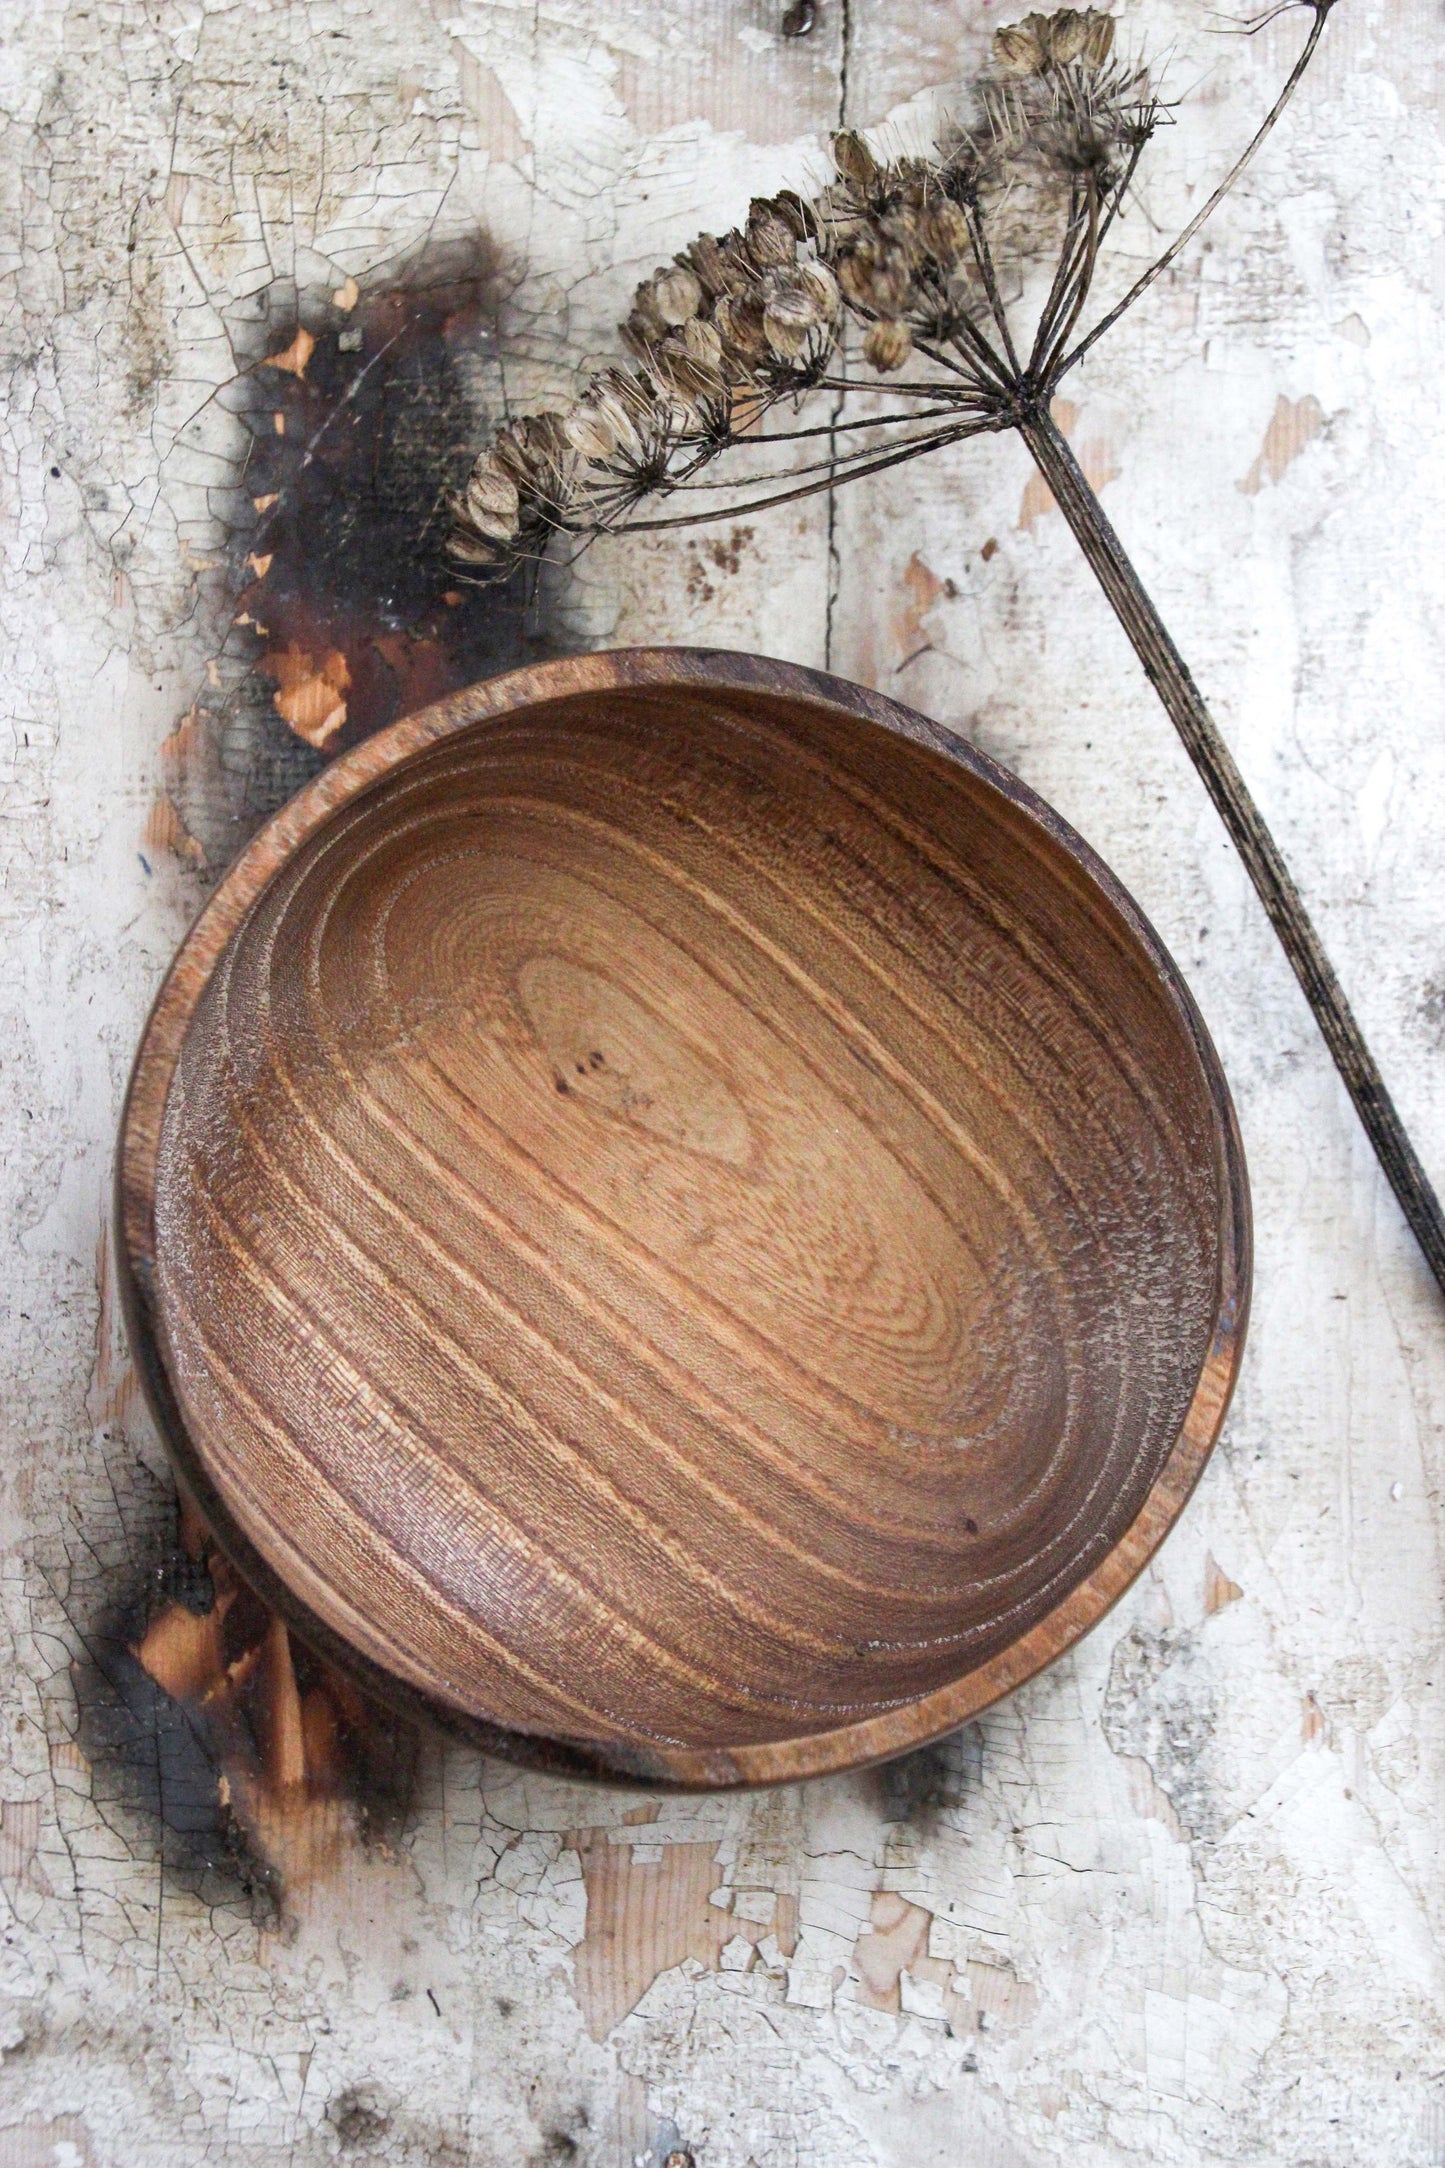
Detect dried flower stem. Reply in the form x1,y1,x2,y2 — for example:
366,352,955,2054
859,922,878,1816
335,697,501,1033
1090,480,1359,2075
1020,407,1445,1295
450,2,1445,1296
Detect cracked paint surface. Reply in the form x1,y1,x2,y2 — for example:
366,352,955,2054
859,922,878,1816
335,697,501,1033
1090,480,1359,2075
2,0,1444,2162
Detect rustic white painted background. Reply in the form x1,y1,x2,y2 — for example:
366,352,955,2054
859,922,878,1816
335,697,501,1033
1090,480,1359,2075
3,0,1444,2161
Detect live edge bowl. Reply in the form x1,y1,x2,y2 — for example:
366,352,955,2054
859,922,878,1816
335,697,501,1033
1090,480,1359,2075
117,648,1250,1788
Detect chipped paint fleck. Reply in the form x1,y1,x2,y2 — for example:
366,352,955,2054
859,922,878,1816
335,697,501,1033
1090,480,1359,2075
1238,393,1325,495
1203,1553,1244,1613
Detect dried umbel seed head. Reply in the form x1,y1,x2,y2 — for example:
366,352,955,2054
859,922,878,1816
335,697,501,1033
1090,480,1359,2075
451,19,1161,583
993,7,1115,76
450,2,1177,589
862,318,913,372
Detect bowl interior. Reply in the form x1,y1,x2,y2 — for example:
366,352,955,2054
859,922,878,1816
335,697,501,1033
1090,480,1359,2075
146,673,1235,1776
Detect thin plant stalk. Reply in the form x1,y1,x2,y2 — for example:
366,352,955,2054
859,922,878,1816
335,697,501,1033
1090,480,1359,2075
1018,405,1445,1294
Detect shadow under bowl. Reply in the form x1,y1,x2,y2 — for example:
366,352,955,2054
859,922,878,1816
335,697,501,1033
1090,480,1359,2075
118,649,1249,1787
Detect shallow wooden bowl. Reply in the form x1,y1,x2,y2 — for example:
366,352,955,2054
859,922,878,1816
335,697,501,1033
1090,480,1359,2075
119,650,1249,1787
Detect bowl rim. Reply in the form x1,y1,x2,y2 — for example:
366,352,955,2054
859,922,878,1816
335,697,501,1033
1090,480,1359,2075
116,645,1251,1788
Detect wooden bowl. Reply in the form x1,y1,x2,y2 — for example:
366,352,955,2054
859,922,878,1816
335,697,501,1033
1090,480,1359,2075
118,650,1249,1787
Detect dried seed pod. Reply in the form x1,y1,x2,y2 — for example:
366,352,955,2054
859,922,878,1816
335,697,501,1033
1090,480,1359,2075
651,335,727,410
604,366,661,424
465,457,520,519
993,17,1048,75
762,288,821,359
1048,10,1091,64
628,280,671,344
488,425,536,489
761,309,808,361
1049,8,1115,66
561,406,616,465
519,412,573,467
994,7,1114,75
831,131,879,188
706,232,760,299
563,385,640,465
835,241,912,319
771,189,817,241
714,291,770,368
862,318,913,372
811,189,871,250
745,200,798,272
681,316,725,368
463,459,521,539
877,208,930,278
651,264,704,326
796,260,841,320
1078,10,1115,66
579,368,659,461
681,233,735,300
918,195,972,265
448,526,505,569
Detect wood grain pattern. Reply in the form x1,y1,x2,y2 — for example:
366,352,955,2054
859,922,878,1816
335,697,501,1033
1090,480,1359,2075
117,649,1250,1787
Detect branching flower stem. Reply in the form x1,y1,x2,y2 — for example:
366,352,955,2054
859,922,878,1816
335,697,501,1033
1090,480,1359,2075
612,421,1000,531
451,0,1445,1297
